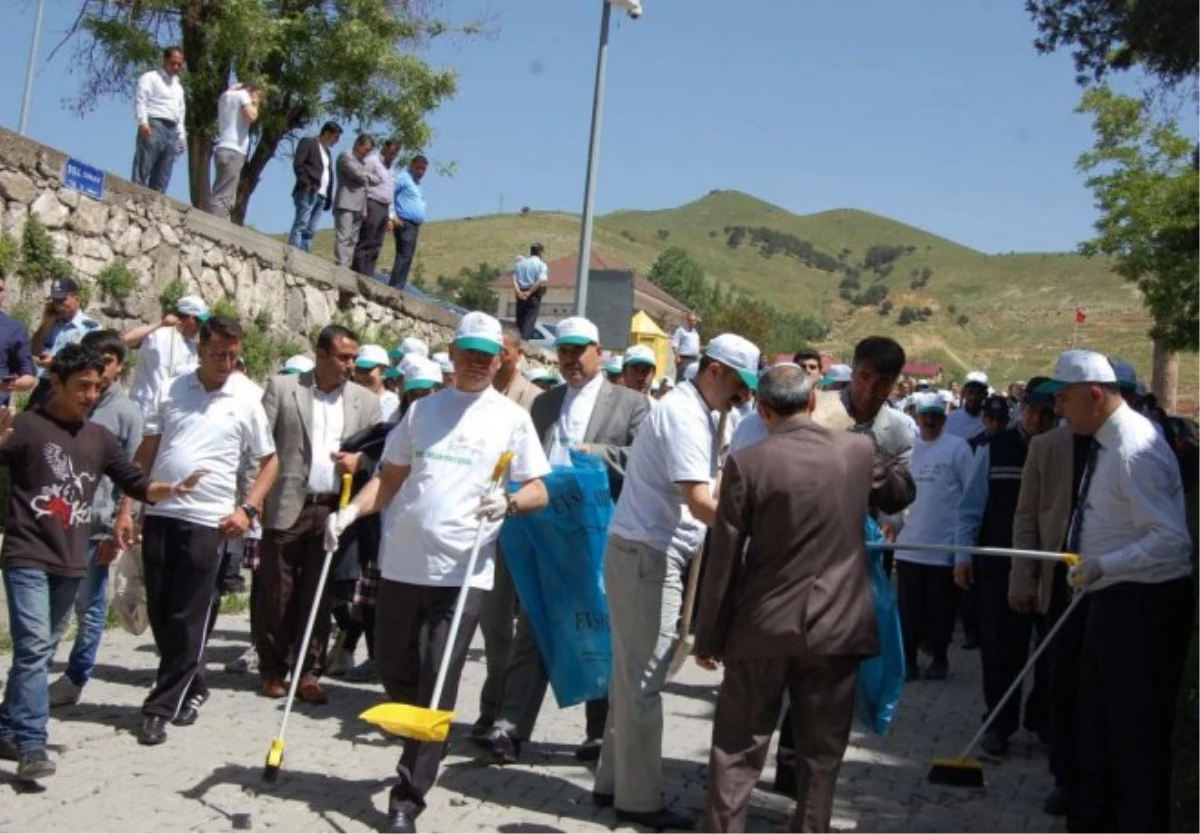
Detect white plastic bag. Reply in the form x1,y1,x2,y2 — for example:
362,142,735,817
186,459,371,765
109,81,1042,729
112,545,149,636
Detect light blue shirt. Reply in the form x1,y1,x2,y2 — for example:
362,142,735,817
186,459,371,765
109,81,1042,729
38,309,101,378
513,256,548,290
392,167,426,224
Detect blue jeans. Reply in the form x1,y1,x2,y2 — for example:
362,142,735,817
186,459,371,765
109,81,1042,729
62,541,109,688
131,119,179,193
0,568,81,752
288,190,325,251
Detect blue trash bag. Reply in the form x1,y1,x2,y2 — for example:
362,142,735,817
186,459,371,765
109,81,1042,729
855,517,906,736
499,451,614,708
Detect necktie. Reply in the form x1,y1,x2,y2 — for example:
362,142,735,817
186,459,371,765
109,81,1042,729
1066,438,1099,553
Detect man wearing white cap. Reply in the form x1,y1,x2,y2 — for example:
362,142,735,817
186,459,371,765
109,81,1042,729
280,355,316,375
594,332,759,831
820,363,852,392
432,351,456,391
893,392,979,682
324,311,551,834
477,316,650,765
945,370,989,440
1036,349,1193,833
602,354,624,385
389,336,428,366
621,345,657,397
124,295,210,419
353,344,399,421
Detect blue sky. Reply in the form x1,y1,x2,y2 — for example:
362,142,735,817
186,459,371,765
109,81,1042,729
0,0,1157,252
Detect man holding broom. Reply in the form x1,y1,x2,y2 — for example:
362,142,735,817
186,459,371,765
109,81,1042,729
324,311,550,834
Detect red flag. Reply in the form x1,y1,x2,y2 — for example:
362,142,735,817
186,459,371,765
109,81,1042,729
1075,307,1087,324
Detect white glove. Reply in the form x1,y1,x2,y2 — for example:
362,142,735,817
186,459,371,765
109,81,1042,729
1068,558,1104,589
475,493,509,522
324,505,360,552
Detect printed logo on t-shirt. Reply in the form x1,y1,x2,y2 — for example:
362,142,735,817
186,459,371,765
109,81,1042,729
31,442,94,527
416,431,487,467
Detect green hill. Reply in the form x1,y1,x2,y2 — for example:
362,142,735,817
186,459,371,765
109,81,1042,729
287,189,1197,411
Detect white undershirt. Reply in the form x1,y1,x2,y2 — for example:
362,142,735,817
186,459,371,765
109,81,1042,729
549,373,604,466
306,385,345,494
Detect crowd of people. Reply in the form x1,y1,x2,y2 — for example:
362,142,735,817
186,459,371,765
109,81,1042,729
132,46,430,291
0,246,1194,834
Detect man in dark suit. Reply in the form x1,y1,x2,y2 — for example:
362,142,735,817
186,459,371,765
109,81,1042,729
255,324,381,704
288,121,342,252
696,364,878,833
476,315,650,764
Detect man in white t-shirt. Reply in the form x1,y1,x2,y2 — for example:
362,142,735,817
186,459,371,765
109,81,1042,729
945,370,989,439
126,316,278,747
670,311,701,382
894,392,979,682
207,82,262,219
324,311,550,834
594,332,760,832
124,295,210,420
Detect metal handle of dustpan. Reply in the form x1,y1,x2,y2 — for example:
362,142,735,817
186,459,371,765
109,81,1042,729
868,541,1079,567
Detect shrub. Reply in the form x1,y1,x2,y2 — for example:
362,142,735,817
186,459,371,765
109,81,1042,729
19,218,72,290
97,260,137,302
158,278,187,315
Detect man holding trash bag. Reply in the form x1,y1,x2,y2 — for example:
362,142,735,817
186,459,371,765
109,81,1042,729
695,364,878,833
593,332,760,833
476,315,650,764
324,311,550,834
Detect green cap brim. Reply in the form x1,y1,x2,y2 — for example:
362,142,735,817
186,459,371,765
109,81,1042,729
404,379,437,392
383,367,402,380
737,369,759,391
355,360,386,370
454,336,501,356
917,407,946,415
555,335,596,347
388,348,404,362
281,368,300,375
624,358,656,368
1035,379,1068,394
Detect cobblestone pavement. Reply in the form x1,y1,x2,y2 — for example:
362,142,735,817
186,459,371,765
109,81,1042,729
0,612,1064,833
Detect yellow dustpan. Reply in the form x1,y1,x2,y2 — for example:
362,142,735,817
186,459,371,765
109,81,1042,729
361,451,514,743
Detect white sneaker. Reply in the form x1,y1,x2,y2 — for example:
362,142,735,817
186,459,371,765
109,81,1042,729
224,646,259,675
48,676,82,708
326,648,353,677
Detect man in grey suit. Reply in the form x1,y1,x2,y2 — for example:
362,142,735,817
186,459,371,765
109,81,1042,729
476,315,650,764
255,324,382,704
696,365,878,833
333,133,381,267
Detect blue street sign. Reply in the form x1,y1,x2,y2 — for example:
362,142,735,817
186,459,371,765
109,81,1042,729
62,158,105,200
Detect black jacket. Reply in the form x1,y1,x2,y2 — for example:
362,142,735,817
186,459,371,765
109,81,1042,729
292,136,333,210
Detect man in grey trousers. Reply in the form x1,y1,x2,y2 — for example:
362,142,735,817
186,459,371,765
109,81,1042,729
594,333,761,832
207,82,262,220
333,134,380,267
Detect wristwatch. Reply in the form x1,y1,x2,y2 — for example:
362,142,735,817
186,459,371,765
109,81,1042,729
505,495,519,518
240,503,260,522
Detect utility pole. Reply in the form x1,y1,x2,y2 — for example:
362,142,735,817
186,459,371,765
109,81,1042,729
19,0,46,136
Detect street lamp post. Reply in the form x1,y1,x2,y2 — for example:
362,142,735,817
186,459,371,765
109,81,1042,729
573,0,640,317
19,0,46,136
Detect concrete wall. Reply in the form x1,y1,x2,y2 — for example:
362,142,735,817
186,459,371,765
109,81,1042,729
0,126,458,354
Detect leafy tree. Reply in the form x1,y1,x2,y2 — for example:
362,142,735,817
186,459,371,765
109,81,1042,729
436,262,500,313
62,0,470,222
1026,0,1198,88
647,247,707,312
707,297,774,353
1076,87,1198,351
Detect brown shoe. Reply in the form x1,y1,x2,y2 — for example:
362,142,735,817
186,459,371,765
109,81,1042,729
296,676,328,705
261,678,287,699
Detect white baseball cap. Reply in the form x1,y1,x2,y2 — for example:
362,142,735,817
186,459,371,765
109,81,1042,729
821,363,852,385
602,354,623,374
281,354,315,375
555,317,600,347
403,356,443,392
390,336,429,363
454,312,503,356
624,345,657,367
938,388,955,404
432,351,453,374
176,295,210,320
1109,357,1138,391
915,392,947,414
964,370,989,387
703,333,762,391
1038,349,1118,393
683,362,699,382
354,344,390,369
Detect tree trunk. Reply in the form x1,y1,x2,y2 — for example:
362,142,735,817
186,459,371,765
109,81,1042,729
187,135,214,212
1151,339,1179,412
231,132,285,226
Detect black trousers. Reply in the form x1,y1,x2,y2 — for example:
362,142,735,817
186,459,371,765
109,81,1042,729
1046,565,1084,790
141,516,225,719
976,554,1047,738
388,222,421,289
895,560,957,664
376,579,484,818
1069,577,1194,833
352,199,390,278
515,293,543,341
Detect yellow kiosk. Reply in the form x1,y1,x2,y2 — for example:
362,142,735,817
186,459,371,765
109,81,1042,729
630,310,671,376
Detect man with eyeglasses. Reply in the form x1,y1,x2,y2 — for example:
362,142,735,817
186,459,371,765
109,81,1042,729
124,295,210,420
132,46,187,193
0,266,36,407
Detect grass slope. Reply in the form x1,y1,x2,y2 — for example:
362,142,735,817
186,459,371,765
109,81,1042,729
287,190,1197,411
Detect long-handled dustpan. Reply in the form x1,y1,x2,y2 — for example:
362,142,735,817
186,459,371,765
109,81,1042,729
868,541,1080,567
262,473,352,783
360,451,514,743
927,587,1088,788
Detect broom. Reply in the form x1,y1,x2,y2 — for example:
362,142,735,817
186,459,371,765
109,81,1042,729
926,588,1087,787
262,473,352,784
